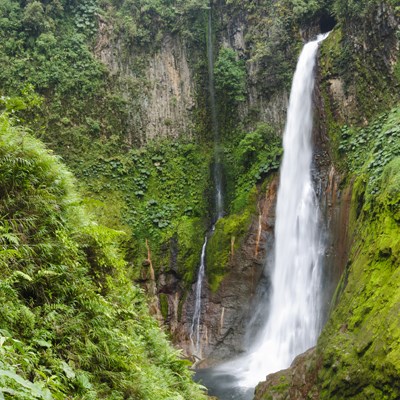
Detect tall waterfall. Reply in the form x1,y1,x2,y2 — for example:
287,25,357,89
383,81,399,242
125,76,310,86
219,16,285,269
205,33,329,395
237,32,328,387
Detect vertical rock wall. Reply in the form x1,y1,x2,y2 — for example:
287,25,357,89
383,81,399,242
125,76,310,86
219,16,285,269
217,4,290,132
144,36,196,141
95,19,196,145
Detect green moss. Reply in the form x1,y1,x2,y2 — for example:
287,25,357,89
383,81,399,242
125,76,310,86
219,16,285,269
255,372,291,400
378,158,400,221
319,28,346,165
350,174,367,221
269,375,290,394
316,154,400,399
159,293,169,320
206,188,256,292
394,57,400,85
176,217,206,284
320,28,343,79
178,291,188,322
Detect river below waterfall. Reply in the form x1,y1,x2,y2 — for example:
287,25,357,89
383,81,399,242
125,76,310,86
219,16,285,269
194,369,253,400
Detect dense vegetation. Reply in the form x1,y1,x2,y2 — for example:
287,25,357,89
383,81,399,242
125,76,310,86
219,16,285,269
0,0,399,398
0,113,206,399
81,138,212,285
318,122,400,398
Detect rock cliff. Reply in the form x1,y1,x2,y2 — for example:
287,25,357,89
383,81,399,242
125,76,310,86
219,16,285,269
95,20,196,145
43,1,399,392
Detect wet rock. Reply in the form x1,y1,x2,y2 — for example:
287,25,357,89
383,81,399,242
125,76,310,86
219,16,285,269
173,177,278,364
254,347,319,400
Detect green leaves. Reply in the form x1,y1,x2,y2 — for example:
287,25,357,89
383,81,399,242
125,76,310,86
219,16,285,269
0,115,206,400
110,0,209,47
237,131,264,167
338,107,400,207
82,138,210,249
225,122,282,213
0,370,53,399
73,0,99,34
214,47,246,103
22,1,47,36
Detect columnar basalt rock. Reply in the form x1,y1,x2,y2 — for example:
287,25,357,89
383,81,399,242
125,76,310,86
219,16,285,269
95,22,196,145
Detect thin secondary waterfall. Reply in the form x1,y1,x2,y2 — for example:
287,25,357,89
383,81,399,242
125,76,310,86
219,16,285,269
190,236,208,354
200,33,329,397
190,5,223,356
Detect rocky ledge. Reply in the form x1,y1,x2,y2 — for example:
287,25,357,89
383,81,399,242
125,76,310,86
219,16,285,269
254,347,319,400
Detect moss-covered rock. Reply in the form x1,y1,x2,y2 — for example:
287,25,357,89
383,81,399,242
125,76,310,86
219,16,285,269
316,157,400,399
254,150,400,400
206,187,256,292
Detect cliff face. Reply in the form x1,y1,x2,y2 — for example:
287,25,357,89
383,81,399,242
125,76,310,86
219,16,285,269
97,0,358,365
94,0,292,146
89,1,295,360
88,4,400,391
95,20,196,145
215,2,290,132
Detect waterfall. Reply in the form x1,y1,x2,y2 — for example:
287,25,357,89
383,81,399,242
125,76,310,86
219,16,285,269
235,32,329,387
199,33,329,396
190,236,208,354
189,5,223,356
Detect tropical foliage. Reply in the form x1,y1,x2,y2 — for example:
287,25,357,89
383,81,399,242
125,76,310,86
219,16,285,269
0,0,398,397
0,114,206,399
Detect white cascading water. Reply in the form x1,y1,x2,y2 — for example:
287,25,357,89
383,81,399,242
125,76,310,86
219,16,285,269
214,33,329,391
190,236,208,354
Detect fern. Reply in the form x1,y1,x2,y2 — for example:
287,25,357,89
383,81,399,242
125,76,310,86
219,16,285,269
0,113,206,399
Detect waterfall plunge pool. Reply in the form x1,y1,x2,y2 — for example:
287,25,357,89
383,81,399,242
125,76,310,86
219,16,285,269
194,368,254,400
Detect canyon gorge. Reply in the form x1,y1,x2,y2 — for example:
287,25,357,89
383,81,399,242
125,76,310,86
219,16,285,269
0,0,399,399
